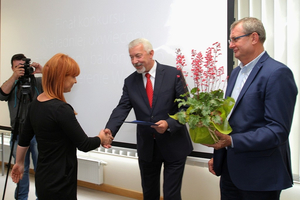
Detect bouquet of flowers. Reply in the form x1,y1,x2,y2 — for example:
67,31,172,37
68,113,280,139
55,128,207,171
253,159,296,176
170,42,235,144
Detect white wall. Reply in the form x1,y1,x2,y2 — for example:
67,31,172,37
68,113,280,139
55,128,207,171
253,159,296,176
0,100,10,127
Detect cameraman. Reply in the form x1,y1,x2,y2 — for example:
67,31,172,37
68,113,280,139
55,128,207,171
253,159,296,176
0,54,42,200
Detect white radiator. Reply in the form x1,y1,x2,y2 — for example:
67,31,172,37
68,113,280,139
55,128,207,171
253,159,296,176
77,157,106,185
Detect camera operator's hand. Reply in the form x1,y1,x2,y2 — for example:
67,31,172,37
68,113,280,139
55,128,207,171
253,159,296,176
12,64,25,80
31,62,43,74
0,63,25,94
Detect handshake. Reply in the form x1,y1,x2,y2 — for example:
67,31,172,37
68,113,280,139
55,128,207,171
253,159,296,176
98,128,114,148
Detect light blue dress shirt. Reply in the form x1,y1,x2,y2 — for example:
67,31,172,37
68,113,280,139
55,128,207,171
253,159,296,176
229,51,265,148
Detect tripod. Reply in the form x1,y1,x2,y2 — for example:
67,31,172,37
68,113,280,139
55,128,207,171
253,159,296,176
2,78,34,200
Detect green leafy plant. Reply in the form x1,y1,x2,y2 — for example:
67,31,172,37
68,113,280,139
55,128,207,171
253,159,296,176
171,42,235,144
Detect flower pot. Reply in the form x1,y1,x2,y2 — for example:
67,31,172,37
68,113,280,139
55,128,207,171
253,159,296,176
189,126,217,145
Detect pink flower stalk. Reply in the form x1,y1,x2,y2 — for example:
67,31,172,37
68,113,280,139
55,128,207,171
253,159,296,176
175,48,188,78
175,42,227,95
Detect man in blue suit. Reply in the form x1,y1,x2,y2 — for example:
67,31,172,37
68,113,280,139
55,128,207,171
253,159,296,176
206,17,298,200
105,38,193,200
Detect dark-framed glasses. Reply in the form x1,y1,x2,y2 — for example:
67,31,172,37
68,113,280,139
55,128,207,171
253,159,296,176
228,32,253,44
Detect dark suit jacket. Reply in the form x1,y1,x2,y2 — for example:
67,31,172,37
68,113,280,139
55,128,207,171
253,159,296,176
106,61,193,162
213,52,298,191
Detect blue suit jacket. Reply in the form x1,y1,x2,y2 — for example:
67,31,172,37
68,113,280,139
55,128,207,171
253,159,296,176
106,61,193,162
213,52,298,191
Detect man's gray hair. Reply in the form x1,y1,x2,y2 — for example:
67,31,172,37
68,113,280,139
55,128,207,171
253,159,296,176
128,38,153,53
231,17,266,44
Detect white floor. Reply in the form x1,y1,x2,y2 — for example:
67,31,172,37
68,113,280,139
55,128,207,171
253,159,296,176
0,167,136,200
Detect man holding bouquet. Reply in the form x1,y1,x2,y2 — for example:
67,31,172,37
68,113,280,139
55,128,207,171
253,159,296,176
206,17,298,200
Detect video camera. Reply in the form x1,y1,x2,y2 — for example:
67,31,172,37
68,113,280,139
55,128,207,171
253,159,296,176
19,58,34,86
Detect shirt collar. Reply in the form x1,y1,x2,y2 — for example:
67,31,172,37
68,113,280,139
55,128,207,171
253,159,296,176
143,60,157,78
239,51,265,74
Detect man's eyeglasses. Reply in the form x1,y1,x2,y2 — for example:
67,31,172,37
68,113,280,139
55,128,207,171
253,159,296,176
228,32,253,44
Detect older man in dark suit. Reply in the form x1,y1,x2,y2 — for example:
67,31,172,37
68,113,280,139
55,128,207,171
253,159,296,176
105,38,193,200
206,17,298,200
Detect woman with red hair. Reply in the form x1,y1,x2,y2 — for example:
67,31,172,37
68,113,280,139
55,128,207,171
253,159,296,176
11,53,113,199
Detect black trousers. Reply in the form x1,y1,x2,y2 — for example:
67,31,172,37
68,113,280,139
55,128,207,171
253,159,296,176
138,140,186,200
